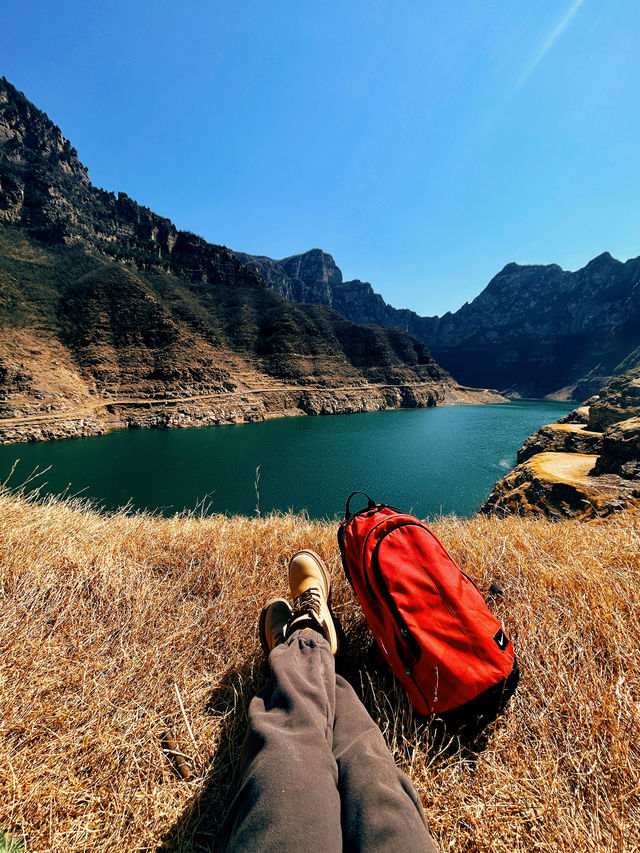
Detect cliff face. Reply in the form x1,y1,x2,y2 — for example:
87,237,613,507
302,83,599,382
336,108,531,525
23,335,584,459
236,249,640,400
428,255,640,399
0,78,269,291
235,248,439,335
0,78,499,444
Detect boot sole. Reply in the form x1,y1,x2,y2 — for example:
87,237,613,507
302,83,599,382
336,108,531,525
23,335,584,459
258,602,271,656
288,549,332,600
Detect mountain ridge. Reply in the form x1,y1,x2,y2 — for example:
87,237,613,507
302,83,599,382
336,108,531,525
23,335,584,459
235,246,640,400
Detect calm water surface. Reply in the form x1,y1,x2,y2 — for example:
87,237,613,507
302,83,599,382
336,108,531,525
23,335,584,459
0,400,572,519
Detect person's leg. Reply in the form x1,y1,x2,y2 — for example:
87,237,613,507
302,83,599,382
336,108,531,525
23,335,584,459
332,673,440,853
224,629,342,853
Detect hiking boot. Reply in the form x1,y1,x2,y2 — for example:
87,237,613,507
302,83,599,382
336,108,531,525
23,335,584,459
258,598,293,654
287,550,339,655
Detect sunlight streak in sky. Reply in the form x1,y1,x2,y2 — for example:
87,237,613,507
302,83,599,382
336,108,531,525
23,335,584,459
516,0,586,89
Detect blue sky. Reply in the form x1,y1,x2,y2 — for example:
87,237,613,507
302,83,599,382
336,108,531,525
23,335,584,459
3,0,639,315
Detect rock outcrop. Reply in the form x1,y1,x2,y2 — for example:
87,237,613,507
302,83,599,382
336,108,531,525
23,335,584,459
593,416,640,480
236,248,640,401
586,370,640,431
516,423,603,464
481,452,639,520
482,370,640,519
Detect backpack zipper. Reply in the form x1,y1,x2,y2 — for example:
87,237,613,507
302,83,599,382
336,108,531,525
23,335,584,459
359,512,401,600
367,519,425,675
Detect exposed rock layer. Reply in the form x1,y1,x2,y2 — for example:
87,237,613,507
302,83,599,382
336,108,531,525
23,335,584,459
0,382,500,445
593,416,640,480
482,452,640,520
516,423,603,464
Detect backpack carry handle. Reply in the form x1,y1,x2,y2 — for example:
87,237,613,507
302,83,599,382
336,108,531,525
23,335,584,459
345,491,376,519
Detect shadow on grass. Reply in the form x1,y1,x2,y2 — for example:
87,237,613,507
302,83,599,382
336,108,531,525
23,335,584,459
158,626,503,851
157,655,267,853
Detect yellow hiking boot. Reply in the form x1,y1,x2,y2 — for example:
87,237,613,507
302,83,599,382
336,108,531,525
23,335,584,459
258,598,293,654
287,550,339,655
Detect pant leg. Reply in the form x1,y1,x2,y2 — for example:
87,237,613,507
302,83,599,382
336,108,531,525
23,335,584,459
333,674,440,853
223,630,342,853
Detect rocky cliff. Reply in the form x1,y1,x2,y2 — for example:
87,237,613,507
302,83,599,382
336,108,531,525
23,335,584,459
236,248,640,400
481,369,640,519
235,248,439,334
0,78,501,444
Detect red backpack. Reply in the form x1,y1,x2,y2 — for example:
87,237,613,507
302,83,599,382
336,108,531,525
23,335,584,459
338,492,519,727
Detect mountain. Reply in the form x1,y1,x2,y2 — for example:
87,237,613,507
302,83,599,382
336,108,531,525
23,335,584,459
236,249,640,400
0,78,498,443
235,248,438,335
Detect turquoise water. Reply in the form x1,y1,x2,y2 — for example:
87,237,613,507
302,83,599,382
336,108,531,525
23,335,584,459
0,400,572,519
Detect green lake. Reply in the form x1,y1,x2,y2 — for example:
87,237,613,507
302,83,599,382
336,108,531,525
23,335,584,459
0,400,573,519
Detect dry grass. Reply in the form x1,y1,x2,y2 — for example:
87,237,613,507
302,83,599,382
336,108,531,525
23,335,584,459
0,491,638,852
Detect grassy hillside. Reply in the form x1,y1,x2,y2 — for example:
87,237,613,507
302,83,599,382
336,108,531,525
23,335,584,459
0,493,638,851
0,227,447,410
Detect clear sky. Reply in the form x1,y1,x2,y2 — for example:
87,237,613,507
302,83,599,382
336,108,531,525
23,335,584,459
3,0,639,315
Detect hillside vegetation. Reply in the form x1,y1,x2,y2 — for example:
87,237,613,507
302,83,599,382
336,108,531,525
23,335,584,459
0,492,638,852
0,228,442,401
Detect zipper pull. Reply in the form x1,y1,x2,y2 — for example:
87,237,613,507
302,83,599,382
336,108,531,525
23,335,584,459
398,628,413,675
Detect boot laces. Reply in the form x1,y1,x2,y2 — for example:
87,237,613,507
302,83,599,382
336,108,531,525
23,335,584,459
292,587,322,620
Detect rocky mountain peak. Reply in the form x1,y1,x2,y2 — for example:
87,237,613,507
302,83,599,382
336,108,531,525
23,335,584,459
0,77,88,182
234,248,344,305
279,248,343,288
236,240,640,399
0,78,268,291
584,251,617,270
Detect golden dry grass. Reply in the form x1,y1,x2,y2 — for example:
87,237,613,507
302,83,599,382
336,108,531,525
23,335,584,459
0,491,638,852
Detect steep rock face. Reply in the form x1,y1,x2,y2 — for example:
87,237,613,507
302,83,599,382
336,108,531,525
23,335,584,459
587,368,640,431
236,249,640,400
234,249,341,304
427,255,640,398
593,417,640,480
235,248,439,337
0,77,266,290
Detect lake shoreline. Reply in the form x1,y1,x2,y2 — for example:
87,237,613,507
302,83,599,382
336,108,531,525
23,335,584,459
0,381,506,445
0,400,573,520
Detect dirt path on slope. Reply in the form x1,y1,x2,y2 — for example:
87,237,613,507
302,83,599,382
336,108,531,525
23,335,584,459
0,382,433,427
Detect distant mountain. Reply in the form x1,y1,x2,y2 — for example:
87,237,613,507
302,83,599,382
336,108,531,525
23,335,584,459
235,248,437,336
236,249,640,400
0,78,491,443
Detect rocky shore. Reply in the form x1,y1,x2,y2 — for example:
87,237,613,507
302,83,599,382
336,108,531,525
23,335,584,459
482,369,640,520
0,382,505,445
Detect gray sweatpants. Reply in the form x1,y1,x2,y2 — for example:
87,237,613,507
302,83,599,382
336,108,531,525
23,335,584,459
224,629,439,852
